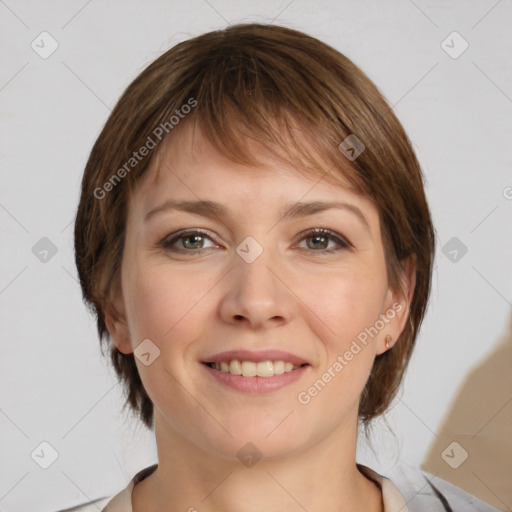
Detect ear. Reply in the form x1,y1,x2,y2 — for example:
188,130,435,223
104,278,133,355
378,254,417,354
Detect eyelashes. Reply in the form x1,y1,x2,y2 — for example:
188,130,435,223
161,230,216,252
160,228,351,255
295,228,351,252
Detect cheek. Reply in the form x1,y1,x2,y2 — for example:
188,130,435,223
124,263,214,425
122,259,222,409
302,261,389,348
124,261,205,344
295,261,388,406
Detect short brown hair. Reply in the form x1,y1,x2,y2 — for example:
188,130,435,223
74,23,436,429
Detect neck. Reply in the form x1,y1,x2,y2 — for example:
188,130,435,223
132,413,383,512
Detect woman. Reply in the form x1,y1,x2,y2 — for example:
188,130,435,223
73,23,499,512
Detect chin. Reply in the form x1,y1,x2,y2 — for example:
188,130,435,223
219,419,308,460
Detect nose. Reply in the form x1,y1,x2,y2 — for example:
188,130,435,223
218,244,294,329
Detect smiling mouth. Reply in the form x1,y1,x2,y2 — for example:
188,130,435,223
204,360,308,378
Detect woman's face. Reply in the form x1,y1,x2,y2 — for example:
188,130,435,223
106,125,412,460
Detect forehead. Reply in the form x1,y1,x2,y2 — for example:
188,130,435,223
132,122,370,214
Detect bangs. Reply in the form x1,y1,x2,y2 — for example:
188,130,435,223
187,42,369,194
122,26,374,198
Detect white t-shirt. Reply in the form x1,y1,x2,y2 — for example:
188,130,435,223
101,463,409,512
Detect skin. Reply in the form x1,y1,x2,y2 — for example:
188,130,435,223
106,123,416,512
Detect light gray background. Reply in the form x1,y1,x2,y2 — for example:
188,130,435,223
1,1,511,511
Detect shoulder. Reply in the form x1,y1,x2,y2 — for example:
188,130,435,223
57,465,157,512
102,464,158,511
389,461,501,511
55,497,114,512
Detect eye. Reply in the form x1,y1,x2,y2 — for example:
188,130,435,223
160,228,351,255
295,228,351,253
161,230,218,252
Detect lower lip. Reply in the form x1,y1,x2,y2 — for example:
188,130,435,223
202,363,309,393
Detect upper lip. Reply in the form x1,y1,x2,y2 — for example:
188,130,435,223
203,349,310,366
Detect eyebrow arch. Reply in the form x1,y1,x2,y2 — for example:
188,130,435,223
144,199,370,231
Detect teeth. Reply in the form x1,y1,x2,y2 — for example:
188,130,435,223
210,360,302,377
257,361,273,377
273,360,285,375
241,361,257,377
229,360,242,375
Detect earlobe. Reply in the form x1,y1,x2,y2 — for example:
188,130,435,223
381,254,417,353
104,296,133,355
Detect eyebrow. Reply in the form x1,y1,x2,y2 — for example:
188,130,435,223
144,199,370,231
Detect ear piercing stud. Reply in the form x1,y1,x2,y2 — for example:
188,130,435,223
385,335,392,349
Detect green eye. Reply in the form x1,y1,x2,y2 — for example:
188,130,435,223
297,228,351,253
162,230,216,251
161,228,351,255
